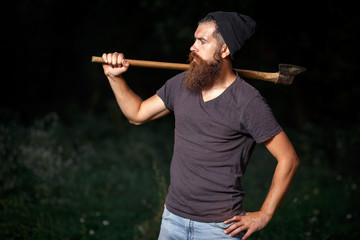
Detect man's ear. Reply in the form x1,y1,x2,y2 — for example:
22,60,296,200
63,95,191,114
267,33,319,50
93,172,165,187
221,44,231,59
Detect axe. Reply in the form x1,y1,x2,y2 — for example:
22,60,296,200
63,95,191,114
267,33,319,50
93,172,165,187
91,56,305,85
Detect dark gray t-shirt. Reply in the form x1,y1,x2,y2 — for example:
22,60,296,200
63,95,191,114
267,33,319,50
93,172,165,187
156,72,282,222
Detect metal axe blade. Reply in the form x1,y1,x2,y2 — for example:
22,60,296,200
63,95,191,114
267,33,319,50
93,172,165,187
276,64,307,85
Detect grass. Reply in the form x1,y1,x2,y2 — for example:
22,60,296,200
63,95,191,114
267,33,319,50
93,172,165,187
1,106,359,239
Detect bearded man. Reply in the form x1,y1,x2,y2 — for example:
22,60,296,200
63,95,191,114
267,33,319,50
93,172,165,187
101,11,299,240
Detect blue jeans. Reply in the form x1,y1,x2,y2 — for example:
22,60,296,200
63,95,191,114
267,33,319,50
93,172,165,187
158,206,244,240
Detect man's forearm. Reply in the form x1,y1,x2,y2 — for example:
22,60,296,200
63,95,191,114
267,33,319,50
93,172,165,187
259,130,299,218
107,75,143,124
260,155,299,219
106,75,169,125
101,52,169,125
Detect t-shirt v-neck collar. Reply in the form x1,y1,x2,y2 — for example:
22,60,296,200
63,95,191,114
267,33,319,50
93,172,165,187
200,75,240,104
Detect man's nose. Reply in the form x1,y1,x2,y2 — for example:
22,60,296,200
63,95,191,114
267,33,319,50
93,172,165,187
190,41,197,52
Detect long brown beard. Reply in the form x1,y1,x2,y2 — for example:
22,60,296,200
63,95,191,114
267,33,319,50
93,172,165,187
183,52,222,93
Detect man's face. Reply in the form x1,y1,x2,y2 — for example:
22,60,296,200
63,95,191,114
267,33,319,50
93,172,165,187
190,22,221,63
183,23,224,93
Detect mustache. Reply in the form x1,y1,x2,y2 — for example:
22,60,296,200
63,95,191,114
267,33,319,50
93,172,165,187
187,52,203,63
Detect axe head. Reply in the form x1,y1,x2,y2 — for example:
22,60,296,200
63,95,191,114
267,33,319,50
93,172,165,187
276,64,306,85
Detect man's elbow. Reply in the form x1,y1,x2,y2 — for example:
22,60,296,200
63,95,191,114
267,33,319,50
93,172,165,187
291,155,300,173
128,116,151,125
281,154,300,175
128,119,145,125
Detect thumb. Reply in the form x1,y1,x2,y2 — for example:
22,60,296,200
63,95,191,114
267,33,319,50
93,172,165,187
122,59,130,68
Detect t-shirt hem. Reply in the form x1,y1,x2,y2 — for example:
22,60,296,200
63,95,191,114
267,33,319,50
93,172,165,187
165,202,243,223
156,92,170,110
255,126,283,143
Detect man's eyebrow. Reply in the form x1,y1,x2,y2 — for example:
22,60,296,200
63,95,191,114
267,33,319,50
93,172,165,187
195,37,208,42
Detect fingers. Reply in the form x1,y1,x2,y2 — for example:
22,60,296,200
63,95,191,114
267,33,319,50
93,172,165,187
224,215,241,224
224,212,270,239
224,220,245,236
223,214,252,239
102,52,128,67
101,52,130,77
224,222,252,239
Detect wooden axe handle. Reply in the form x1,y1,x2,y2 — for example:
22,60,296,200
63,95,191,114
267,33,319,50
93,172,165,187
91,56,279,83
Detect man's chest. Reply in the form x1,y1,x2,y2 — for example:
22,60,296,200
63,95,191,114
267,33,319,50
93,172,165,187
173,92,244,140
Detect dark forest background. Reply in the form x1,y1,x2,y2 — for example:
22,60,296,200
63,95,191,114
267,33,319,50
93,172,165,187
1,0,359,126
1,0,360,239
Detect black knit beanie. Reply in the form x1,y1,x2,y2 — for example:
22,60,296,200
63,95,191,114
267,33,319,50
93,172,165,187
206,11,256,59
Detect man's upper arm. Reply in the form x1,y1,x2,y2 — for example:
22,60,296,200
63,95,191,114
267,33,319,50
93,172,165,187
263,130,299,164
132,94,170,125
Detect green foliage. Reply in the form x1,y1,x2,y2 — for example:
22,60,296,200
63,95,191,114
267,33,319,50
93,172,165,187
1,110,359,239
0,109,173,239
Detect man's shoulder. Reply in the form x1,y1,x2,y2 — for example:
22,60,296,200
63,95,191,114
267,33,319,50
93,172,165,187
168,71,186,83
235,77,259,94
230,76,262,103
156,72,186,107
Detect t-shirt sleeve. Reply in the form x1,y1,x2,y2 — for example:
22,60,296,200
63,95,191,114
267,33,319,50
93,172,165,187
241,95,282,143
156,72,185,111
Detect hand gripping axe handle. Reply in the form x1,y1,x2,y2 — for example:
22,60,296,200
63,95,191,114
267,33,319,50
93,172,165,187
91,56,305,85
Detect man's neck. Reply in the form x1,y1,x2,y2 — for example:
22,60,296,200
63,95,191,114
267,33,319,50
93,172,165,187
201,61,236,102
